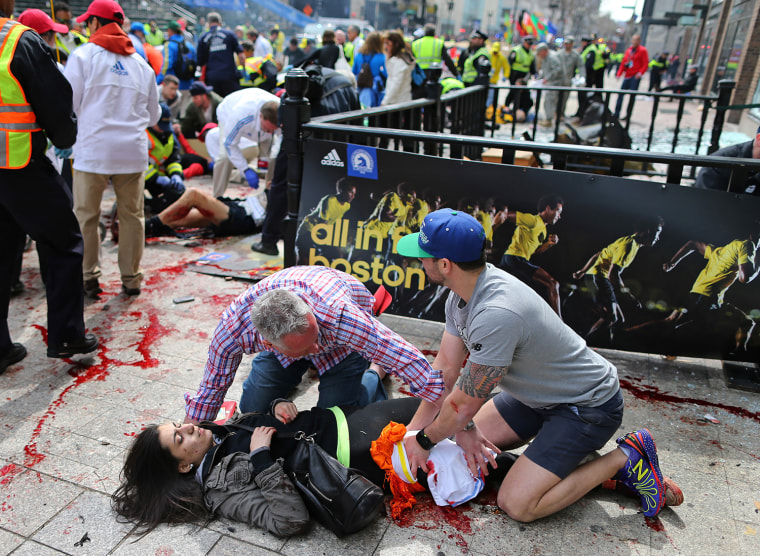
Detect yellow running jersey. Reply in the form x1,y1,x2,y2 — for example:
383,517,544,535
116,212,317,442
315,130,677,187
691,239,755,304
505,212,546,260
587,235,640,278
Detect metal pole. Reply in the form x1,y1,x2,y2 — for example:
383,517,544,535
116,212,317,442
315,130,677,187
282,69,311,268
708,79,735,155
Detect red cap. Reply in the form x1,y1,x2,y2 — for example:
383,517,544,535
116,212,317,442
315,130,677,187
76,0,124,24
198,122,218,142
18,9,69,34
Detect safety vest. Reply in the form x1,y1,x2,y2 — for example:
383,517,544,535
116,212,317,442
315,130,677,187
462,46,491,84
238,54,272,87
412,36,443,69
649,58,667,70
0,19,42,169
441,77,464,95
582,44,605,71
343,41,354,66
55,30,87,55
510,45,533,73
146,130,181,180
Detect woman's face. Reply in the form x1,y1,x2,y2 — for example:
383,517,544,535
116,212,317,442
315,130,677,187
384,39,392,54
157,423,214,472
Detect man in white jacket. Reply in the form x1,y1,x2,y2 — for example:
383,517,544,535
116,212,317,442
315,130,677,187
64,0,160,298
212,88,280,197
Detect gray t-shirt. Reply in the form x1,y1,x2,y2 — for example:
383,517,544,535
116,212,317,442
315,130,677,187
445,264,619,408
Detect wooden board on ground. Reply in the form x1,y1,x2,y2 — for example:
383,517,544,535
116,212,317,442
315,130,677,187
482,147,539,166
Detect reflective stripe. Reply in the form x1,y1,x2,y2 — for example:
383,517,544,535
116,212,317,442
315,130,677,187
0,105,34,112
0,121,40,130
0,131,6,166
412,37,443,69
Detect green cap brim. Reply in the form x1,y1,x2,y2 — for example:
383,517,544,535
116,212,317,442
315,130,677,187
396,232,434,258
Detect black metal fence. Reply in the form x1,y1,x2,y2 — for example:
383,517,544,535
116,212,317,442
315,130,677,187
488,80,736,156
280,69,759,266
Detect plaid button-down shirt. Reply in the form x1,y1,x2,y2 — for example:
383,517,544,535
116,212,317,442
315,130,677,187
185,266,444,421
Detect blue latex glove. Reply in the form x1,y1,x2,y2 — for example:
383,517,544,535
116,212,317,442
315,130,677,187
207,160,214,171
244,168,259,189
155,176,171,187
170,174,184,188
55,147,72,159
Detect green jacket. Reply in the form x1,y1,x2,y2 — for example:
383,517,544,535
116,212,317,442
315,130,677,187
179,91,223,137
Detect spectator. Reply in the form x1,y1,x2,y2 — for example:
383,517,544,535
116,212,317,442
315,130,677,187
694,126,760,195
283,37,305,67
64,0,161,298
536,42,563,127
659,65,698,94
180,81,222,138
309,29,340,69
247,27,273,59
160,20,196,116
347,24,364,52
352,31,386,108
381,30,414,106
130,22,162,75
197,12,244,97
158,74,183,122
614,34,649,119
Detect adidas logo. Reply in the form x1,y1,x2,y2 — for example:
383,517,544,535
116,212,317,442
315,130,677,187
321,149,344,167
110,61,129,76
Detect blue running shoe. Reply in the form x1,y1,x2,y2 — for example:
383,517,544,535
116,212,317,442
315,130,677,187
616,429,665,517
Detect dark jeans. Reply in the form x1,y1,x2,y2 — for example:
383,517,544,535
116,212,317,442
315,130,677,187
0,158,85,350
207,78,240,97
260,147,288,245
614,76,641,117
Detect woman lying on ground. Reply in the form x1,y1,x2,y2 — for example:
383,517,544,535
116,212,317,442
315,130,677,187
111,397,431,536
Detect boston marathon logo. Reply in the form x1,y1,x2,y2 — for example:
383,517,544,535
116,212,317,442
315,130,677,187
321,149,344,167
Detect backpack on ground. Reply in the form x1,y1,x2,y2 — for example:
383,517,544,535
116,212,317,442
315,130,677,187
173,40,197,81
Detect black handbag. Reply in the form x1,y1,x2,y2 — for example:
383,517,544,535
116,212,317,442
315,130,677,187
284,431,385,537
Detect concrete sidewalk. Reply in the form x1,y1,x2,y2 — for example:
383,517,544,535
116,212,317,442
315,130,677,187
2,177,760,554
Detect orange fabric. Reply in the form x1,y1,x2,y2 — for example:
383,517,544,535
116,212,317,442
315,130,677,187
370,422,425,520
144,43,163,75
88,22,135,55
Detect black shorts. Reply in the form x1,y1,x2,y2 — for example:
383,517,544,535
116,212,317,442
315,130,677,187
590,274,617,311
211,197,260,237
500,254,539,284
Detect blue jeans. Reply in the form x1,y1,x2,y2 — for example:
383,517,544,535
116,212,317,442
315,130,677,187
240,351,387,413
614,76,640,117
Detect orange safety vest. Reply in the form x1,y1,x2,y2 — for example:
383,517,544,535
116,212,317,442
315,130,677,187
0,19,41,169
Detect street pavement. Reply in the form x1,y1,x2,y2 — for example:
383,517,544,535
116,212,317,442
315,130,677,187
2,78,760,554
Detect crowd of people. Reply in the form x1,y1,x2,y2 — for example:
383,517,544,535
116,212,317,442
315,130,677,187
11,0,752,541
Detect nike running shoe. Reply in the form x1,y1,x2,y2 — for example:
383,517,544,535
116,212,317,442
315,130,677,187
615,429,665,517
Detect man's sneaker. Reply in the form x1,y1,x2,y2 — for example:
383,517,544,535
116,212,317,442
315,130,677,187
615,429,665,517
0,343,27,375
47,334,99,358
602,475,683,507
84,278,102,299
251,241,279,256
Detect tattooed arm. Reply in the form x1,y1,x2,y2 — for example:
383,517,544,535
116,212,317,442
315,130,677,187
404,358,505,478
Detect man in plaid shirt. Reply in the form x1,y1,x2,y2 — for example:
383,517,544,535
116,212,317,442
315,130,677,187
184,266,444,423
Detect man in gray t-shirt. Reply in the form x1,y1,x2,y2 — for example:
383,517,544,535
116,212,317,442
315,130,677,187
397,209,678,522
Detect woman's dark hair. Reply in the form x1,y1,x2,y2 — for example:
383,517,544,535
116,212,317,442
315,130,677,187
111,425,209,533
322,29,335,44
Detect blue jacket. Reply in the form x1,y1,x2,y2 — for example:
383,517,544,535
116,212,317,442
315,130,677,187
197,26,241,82
158,34,196,89
352,52,386,85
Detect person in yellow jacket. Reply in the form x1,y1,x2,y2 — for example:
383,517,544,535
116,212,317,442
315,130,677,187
238,41,277,91
144,104,185,214
488,41,509,109
411,24,458,76
0,0,99,369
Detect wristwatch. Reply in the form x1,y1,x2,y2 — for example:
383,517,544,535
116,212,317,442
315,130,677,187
416,429,436,451
463,420,476,431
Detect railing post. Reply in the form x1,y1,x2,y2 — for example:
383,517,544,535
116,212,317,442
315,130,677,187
423,64,443,155
282,68,311,268
708,80,735,154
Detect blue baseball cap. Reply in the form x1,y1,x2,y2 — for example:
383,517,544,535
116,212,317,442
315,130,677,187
396,209,486,262
156,103,172,132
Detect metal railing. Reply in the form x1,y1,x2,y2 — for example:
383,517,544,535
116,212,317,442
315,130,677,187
488,80,735,157
281,69,760,267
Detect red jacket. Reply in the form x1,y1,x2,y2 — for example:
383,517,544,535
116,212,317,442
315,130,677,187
617,44,649,79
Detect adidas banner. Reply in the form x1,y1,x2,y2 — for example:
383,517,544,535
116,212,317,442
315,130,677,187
297,139,760,362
